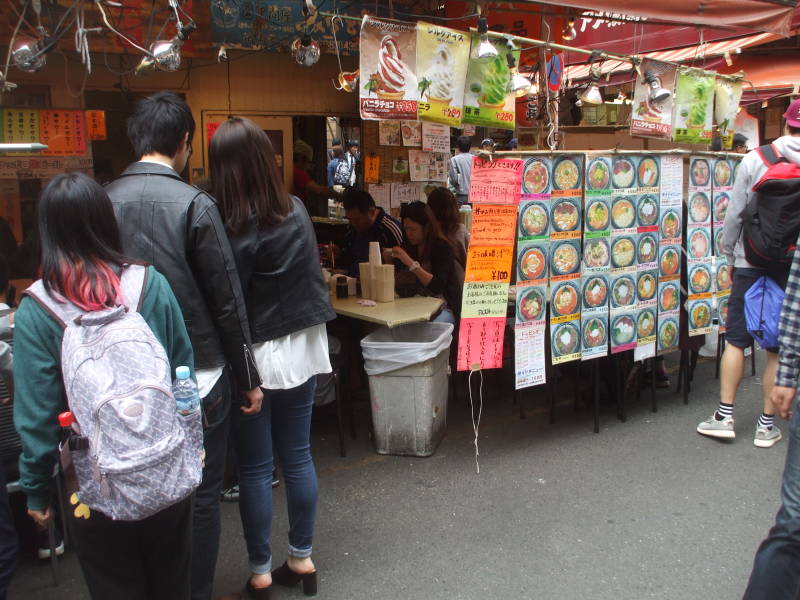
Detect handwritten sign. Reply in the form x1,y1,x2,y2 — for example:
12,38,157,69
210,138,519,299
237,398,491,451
461,281,509,319
2,109,40,155
368,183,391,210
390,182,421,205
457,317,506,371
39,110,87,156
469,157,523,205
465,245,514,283
470,204,518,246
421,121,450,153
85,110,107,141
364,155,381,184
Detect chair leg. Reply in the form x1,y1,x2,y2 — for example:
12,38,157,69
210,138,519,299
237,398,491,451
334,372,345,458
47,516,59,586
751,342,757,376
54,468,69,550
650,357,657,413
593,361,600,434
715,332,724,379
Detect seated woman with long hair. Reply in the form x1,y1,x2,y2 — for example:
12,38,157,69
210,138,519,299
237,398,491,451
13,172,196,599
426,187,468,268
210,117,335,599
389,201,464,325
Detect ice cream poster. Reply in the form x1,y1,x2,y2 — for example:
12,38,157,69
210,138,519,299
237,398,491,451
630,59,676,140
416,22,470,127
462,34,517,130
672,67,715,145
714,78,744,149
360,17,419,120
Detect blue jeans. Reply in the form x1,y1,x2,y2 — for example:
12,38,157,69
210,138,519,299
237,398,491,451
744,397,800,599
232,377,318,575
190,371,232,600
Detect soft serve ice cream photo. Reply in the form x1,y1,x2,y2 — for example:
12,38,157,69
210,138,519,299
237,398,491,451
359,16,419,120
415,23,470,126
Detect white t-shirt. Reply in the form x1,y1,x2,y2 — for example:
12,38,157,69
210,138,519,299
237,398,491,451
253,324,332,390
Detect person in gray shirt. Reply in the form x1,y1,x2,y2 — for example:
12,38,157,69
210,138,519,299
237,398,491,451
448,135,474,205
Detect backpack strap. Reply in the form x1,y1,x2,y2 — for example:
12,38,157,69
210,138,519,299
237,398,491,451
24,281,82,330
755,144,786,167
119,264,148,313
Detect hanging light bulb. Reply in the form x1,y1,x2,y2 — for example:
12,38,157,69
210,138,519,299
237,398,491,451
505,41,531,97
292,35,321,67
135,18,196,75
12,36,46,73
476,16,498,61
644,71,671,103
614,89,626,104
561,17,577,42
579,65,603,105
337,70,360,93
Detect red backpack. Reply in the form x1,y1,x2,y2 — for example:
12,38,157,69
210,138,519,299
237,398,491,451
740,144,800,268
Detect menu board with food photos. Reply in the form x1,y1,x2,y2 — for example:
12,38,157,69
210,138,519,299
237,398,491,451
548,155,584,365
581,154,612,360
607,155,639,354
711,155,740,332
515,156,552,388
657,155,684,353
686,156,714,336
634,156,660,360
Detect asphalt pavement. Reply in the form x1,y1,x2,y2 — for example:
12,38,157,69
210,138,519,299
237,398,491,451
9,351,789,600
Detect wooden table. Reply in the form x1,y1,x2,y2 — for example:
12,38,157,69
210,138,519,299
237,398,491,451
331,295,443,328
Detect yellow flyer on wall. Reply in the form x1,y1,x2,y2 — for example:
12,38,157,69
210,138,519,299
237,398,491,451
416,22,470,127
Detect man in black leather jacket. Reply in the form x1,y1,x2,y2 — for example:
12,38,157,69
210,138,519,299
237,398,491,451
106,92,263,600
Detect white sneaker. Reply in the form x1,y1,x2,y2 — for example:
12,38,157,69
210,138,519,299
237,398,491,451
754,425,782,448
697,414,735,439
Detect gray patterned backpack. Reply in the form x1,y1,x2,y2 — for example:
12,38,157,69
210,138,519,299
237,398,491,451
26,264,203,521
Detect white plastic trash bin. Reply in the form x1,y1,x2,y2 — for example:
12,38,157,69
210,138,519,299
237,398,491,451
361,323,453,457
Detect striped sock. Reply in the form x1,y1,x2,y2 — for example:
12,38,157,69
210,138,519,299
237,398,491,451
715,402,734,421
758,413,774,430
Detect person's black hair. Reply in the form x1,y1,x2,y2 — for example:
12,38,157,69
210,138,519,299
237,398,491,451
332,147,345,159
331,138,342,146
0,254,8,295
732,133,748,147
342,189,375,213
456,135,471,153
789,125,800,135
400,201,452,261
38,173,129,310
348,140,359,148
127,91,195,159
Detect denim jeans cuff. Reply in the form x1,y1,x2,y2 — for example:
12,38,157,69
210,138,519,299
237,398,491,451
249,557,272,575
288,544,313,558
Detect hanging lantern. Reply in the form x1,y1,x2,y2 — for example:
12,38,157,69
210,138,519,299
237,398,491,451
12,36,46,73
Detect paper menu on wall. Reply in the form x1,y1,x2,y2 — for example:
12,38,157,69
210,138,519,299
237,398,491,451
378,120,402,146
408,149,448,182
401,120,422,146
687,156,713,337
416,22,470,127
470,204,517,246
390,182,421,206
457,317,505,371
369,184,392,211
421,121,451,153
39,110,87,156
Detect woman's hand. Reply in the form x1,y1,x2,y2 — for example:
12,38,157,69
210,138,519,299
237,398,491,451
391,247,413,267
28,506,52,528
240,386,264,415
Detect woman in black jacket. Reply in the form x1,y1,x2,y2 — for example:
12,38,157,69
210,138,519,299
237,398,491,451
210,117,335,599
390,201,464,324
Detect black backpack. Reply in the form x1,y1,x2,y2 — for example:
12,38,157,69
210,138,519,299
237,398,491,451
332,159,352,186
741,144,800,268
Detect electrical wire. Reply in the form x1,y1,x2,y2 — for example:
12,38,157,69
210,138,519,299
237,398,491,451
468,369,484,474
94,0,152,55
1,0,31,100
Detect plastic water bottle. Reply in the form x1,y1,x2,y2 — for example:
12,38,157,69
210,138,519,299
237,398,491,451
173,366,201,415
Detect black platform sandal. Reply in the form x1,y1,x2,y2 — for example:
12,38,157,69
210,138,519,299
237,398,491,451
271,561,318,596
243,578,271,599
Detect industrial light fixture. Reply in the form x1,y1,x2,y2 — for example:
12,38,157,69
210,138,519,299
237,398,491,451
134,1,196,74
292,35,321,67
561,17,577,42
12,36,47,73
580,65,603,105
476,16,498,61
644,71,671,103
506,40,531,97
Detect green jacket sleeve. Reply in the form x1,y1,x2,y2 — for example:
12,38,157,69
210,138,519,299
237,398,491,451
12,297,65,511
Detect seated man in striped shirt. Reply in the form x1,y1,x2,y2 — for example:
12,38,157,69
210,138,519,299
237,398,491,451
339,189,405,276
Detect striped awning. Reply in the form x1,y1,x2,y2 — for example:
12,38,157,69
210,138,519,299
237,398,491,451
565,31,781,81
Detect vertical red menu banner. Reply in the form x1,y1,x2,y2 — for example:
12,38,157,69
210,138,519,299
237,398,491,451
457,157,522,371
